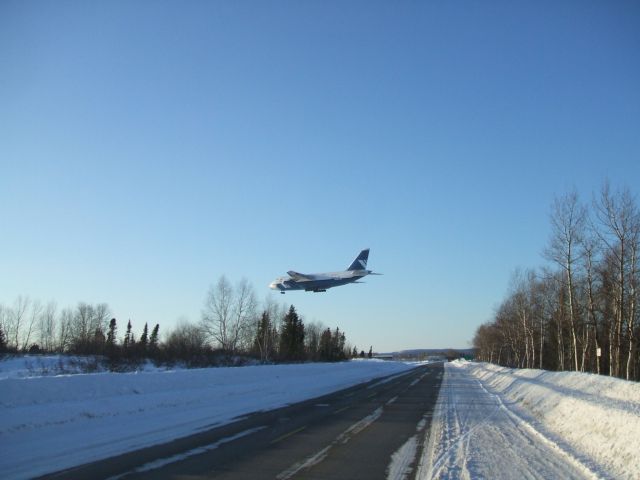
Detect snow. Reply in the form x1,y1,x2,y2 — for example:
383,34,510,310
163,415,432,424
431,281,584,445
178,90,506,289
418,360,640,480
0,354,111,379
386,416,430,480
0,355,416,480
3,356,640,479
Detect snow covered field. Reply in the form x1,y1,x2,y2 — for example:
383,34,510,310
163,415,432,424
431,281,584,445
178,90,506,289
418,361,640,480
0,356,416,479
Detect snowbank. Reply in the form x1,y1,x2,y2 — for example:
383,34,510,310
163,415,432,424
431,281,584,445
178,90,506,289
0,357,416,479
439,361,640,479
0,354,110,379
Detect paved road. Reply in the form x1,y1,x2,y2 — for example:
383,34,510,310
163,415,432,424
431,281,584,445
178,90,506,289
45,362,443,480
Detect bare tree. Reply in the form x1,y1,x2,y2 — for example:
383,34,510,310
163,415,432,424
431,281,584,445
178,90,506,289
201,276,234,351
508,269,535,368
38,301,58,352
233,278,258,352
21,300,42,351
475,184,639,379
0,304,7,348
628,225,639,379
7,296,30,351
544,191,586,371
164,320,208,361
593,183,639,378
70,303,95,351
57,307,74,352
582,233,602,374
93,303,111,338
305,320,324,361
535,268,558,369
201,276,257,353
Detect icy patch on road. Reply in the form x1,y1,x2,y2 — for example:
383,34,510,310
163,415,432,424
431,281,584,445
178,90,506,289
387,436,418,480
386,411,431,480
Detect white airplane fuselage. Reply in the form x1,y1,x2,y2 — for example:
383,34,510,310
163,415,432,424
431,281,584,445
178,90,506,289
269,249,378,293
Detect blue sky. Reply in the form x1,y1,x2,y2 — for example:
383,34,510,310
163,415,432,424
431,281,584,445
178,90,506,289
1,1,639,351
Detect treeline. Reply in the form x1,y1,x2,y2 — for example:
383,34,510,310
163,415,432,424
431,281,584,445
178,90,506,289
0,276,362,367
473,183,639,381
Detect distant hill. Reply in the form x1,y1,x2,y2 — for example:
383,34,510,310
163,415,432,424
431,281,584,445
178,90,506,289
378,348,476,360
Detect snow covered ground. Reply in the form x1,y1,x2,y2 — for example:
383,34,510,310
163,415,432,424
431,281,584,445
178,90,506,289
0,355,417,479
418,360,640,480
3,356,639,480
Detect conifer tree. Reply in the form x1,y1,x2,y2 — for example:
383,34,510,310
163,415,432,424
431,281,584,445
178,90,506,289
331,327,340,360
368,346,373,358
140,323,149,349
319,328,332,361
106,318,117,349
339,332,346,360
149,324,159,349
124,320,132,350
279,305,305,361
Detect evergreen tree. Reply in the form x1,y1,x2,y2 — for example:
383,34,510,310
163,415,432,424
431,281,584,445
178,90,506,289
149,324,159,349
368,346,373,358
140,323,149,349
105,318,120,367
106,318,117,349
296,316,305,360
279,305,305,361
331,327,341,360
328,327,347,362
148,323,160,362
352,346,358,358
339,332,346,359
319,328,332,361
124,320,132,350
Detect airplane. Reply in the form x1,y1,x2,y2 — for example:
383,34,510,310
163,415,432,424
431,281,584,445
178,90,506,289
269,249,380,293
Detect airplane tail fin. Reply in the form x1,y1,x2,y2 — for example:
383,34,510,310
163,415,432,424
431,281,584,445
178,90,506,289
347,249,370,271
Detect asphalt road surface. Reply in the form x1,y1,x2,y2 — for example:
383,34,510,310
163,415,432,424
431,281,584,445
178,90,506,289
44,362,443,480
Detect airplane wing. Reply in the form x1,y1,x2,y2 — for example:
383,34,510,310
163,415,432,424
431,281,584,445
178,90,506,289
287,270,314,281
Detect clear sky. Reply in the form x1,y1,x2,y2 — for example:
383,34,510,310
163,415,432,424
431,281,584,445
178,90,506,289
1,1,639,352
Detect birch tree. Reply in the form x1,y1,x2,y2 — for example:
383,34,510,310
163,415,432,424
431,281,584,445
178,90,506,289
544,191,586,371
593,183,639,378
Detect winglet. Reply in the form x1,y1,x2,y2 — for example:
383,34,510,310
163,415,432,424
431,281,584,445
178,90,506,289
347,249,370,271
